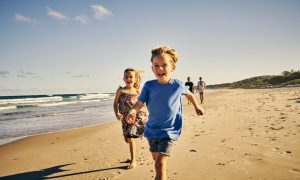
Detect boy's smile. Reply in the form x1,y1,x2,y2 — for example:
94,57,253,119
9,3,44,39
152,54,175,84
157,72,166,78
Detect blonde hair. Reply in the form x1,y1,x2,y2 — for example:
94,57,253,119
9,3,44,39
151,45,179,64
124,68,143,89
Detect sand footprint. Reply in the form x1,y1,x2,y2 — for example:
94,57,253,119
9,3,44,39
217,162,225,166
269,126,284,131
289,168,300,174
266,136,277,141
279,150,292,158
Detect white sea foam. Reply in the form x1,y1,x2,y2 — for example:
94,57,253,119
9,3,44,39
79,99,101,103
0,106,17,111
0,96,62,106
38,101,78,107
79,93,112,100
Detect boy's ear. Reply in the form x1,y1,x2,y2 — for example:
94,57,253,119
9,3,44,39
172,64,176,71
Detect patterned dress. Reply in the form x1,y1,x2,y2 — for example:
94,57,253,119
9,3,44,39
118,92,148,138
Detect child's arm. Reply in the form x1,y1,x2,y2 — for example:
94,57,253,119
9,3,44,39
186,91,204,116
126,100,144,124
113,87,123,121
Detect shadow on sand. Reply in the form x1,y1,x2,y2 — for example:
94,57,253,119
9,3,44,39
0,163,128,180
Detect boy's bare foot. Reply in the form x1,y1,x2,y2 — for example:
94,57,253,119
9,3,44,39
127,161,136,169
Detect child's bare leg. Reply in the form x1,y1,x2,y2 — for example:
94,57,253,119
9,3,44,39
151,152,158,160
200,92,204,103
127,138,136,169
154,153,168,180
199,93,201,103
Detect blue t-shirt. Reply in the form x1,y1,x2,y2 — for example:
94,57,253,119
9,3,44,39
138,79,189,140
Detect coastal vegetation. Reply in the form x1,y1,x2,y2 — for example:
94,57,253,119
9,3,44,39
208,70,300,89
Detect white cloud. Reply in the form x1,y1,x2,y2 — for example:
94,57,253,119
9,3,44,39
71,74,90,78
0,71,9,78
46,7,68,21
0,71,10,75
75,15,89,24
17,74,27,78
91,5,112,20
17,70,35,78
14,13,38,24
20,70,34,75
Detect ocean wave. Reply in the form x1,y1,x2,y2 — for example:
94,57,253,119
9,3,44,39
0,107,87,121
79,99,101,103
1,101,78,110
1,110,33,116
0,112,55,121
38,101,78,107
0,106,17,111
0,93,114,110
79,93,114,100
0,96,62,106
16,104,39,108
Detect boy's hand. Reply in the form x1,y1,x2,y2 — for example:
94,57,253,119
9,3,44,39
186,92,205,116
126,109,137,124
195,106,204,116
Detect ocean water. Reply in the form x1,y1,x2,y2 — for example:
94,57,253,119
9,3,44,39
0,93,115,145
0,89,218,146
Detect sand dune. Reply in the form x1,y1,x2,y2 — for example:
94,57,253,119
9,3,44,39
1,88,299,179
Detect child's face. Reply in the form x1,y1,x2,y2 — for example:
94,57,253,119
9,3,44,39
123,71,136,87
152,54,175,83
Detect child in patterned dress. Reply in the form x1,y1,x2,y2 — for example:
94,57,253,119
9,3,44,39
113,68,148,169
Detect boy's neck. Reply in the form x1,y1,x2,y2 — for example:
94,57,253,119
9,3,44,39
157,78,172,84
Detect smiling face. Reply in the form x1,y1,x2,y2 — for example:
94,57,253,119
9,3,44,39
123,71,136,88
152,54,176,83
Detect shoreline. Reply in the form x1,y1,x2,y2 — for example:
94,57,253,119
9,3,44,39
0,89,221,146
1,88,299,179
0,120,116,146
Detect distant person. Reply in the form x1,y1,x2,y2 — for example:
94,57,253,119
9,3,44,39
127,46,204,180
197,77,206,104
185,77,194,104
113,68,148,169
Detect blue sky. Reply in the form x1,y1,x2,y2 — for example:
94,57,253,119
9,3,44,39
0,0,299,95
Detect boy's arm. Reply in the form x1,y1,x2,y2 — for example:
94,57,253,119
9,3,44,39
126,100,144,124
186,91,204,116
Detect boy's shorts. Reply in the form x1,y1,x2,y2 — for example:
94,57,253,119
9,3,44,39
147,138,175,156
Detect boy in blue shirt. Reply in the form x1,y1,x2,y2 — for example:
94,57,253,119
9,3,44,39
127,45,204,180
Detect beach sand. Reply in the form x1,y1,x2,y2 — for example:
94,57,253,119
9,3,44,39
1,88,300,180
